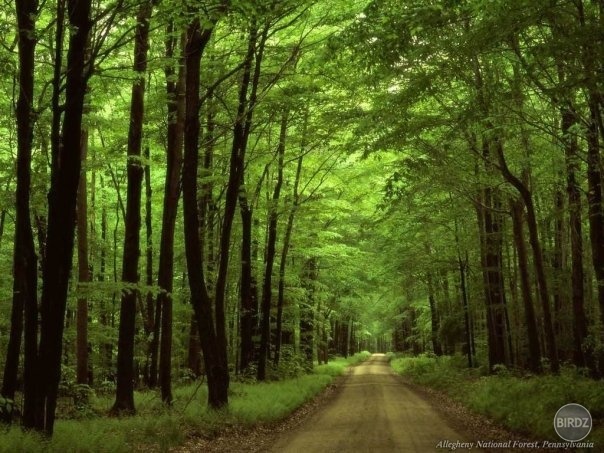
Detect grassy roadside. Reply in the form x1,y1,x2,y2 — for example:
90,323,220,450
1,352,371,452
389,354,604,447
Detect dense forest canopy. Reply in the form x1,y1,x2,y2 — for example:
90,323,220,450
0,0,603,437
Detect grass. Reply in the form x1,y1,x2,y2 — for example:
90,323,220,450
314,351,372,376
390,354,604,446
0,352,371,452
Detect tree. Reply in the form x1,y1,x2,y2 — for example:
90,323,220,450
156,21,185,403
2,0,38,406
258,110,288,380
31,0,93,433
182,1,229,409
112,0,154,415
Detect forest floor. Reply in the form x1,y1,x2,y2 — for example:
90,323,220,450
174,354,556,452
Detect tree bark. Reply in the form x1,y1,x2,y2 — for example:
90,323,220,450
157,25,185,403
510,199,542,373
143,144,153,339
3,0,38,407
182,12,229,409
469,49,511,371
425,254,443,356
234,22,268,375
112,0,154,415
258,111,288,380
300,258,317,370
76,129,91,385
562,107,593,372
495,140,559,372
33,0,92,433
274,153,303,365
576,0,604,372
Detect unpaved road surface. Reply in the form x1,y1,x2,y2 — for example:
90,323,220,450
268,354,472,452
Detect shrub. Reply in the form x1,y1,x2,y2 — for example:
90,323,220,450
390,355,604,444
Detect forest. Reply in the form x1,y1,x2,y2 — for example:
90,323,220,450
0,0,603,450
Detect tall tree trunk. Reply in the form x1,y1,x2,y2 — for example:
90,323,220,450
585,98,604,327
453,216,473,368
459,253,473,368
495,140,559,372
76,129,91,385
187,315,203,377
143,144,153,340
472,137,510,371
112,0,153,415
33,0,92,433
3,0,38,407
510,199,542,373
236,22,268,373
274,153,303,365
258,111,288,380
183,12,228,409
552,188,566,348
562,107,593,372
239,193,257,372
300,258,317,370
576,0,604,371
425,257,442,356
469,49,511,370
157,26,185,403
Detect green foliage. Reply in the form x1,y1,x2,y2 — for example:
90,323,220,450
0,367,344,452
314,351,372,376
266,346,307,380
227,375,332,424
391,356,604,444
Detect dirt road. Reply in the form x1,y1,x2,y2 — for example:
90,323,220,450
267,354,471,452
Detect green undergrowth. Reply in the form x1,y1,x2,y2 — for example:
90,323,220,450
390,354,604,446
1,353,371,452
314,351,372,376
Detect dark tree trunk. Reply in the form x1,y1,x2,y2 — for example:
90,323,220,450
481,186,510,369
469,51,511,371
585,98,604,336
471,133,509,371
576,0,604,371
458,254,473,368
453,217,473,368
562,107,593,372
274,113,307,366
187,315,203,377
99,193,113,378
143,144,153,340
112,0,153,415
157,25,185,403
510,199,542,373
33,0,92,433
274,159,302,365
213,21,263,389
76,129,91,385
495,140,559,373
425,261,443,356
3,0,38,406
236,23,267,374
300,258,317,370
183,14,228,409
552,188,566,347
239,197,257,372
258,111,288,380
